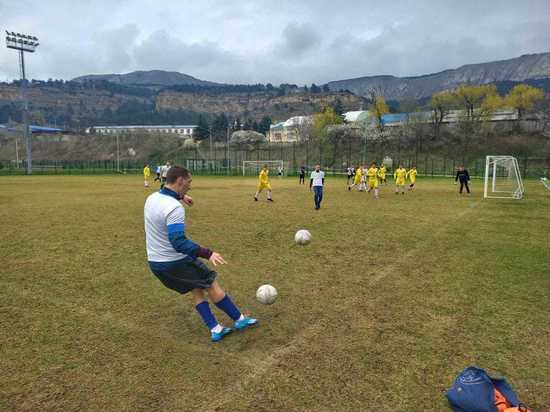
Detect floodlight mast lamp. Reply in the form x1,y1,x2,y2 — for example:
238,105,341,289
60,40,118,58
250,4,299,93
5,31,40,175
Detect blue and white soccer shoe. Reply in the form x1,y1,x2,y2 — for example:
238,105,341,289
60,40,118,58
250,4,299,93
234,316,258,330
211,327,233,342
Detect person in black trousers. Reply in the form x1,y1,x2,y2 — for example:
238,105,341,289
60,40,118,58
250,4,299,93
455,165,471,194
299,166,306,185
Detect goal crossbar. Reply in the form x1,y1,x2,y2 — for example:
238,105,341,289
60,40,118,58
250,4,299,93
242,160,284,176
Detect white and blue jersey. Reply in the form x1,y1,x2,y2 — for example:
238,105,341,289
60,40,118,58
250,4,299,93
144,188,210,263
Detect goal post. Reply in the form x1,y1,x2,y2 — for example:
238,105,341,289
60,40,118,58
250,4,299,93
483,155,524,199
242,160,284,176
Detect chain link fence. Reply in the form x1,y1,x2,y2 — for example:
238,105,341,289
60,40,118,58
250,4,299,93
0,139,548,178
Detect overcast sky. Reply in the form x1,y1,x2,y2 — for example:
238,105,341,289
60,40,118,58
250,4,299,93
1,0,549,85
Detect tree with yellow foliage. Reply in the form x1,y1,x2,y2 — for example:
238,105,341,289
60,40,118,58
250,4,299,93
312,106,343,164
369,96,390,130
505,84,544,120
430,90,457,138
455,84,498,120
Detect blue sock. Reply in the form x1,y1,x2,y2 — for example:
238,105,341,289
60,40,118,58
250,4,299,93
195,301,218,330
215,295,242,321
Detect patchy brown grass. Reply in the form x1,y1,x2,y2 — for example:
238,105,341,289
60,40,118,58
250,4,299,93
0,175,549,411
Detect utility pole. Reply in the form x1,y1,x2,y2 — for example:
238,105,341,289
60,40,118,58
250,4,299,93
6,31,39,175
15,136,20,168
209,126,213,169
116,133,120,173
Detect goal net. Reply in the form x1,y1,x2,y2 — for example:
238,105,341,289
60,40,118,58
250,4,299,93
483,155,524,199
242,160,284,176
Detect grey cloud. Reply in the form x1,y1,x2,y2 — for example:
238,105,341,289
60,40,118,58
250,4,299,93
279,23,321,58
0,0,549,85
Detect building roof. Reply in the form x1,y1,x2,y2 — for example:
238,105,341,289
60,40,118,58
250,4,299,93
283,116,313,127
343,110,371,123
381,113,408,125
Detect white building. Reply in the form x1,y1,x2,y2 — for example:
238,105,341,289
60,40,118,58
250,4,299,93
86,125,197,136
268,116,313,143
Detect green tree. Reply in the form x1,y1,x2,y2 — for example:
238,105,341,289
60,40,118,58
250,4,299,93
257,116,272,135
211,113,229,141
194,115,210,140
310,83,321,93
331,98,345,115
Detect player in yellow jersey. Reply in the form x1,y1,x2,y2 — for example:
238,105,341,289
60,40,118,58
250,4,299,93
378,164,387,185
254,165,273,202
407,165,418,191
348,165,363,191
394,164,408,194
143,164,151,187
366,162,380,198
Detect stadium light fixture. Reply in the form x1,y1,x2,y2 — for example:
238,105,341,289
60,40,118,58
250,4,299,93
5,30,40,174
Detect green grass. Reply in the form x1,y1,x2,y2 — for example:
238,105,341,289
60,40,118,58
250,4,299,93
1,175,549,411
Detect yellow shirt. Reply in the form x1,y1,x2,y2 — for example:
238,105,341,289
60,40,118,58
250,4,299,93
408,169,417,182
394,168,407,184
367,167,378,180
259,169,269,184
378,166,386,178
143,167,151,178
353,168,362,183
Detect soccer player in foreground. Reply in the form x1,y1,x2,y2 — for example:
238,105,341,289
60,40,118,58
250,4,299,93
254,164,274,201
408,165,417,191
366,162,380,198
394,164,408,194
310,164,325,209
144,166,257,342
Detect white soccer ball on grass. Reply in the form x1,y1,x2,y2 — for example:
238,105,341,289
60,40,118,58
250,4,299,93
256,284,278,305
294,229,312,245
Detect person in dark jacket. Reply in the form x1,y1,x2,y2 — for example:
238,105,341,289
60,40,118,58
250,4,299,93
455,165,471,194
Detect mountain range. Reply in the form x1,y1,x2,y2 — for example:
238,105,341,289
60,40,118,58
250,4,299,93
327,52,550,100
1,52,549,129
71,52,550,101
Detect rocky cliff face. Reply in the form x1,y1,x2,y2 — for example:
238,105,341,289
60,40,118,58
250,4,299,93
328,52,550,100
156,91,365,120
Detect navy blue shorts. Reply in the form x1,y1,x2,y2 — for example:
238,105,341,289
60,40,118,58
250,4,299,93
149,258,217,294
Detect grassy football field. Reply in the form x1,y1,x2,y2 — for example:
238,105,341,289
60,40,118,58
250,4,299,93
1,175,549,411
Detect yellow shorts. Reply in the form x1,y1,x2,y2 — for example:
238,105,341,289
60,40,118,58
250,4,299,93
257,183,272,191
353,177,361,185
368,179,378,189
396,179,405,186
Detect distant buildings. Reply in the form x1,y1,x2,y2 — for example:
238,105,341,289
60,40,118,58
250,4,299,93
86,125,197,136
268,116,313,143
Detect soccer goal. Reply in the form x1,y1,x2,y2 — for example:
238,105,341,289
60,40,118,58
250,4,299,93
242,160,284,176
483,155,524,199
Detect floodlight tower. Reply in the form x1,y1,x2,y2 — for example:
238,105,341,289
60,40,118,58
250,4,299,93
5,31,40,174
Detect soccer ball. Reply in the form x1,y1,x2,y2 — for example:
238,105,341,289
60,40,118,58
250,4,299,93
294,229,312,245
256,284,277,305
